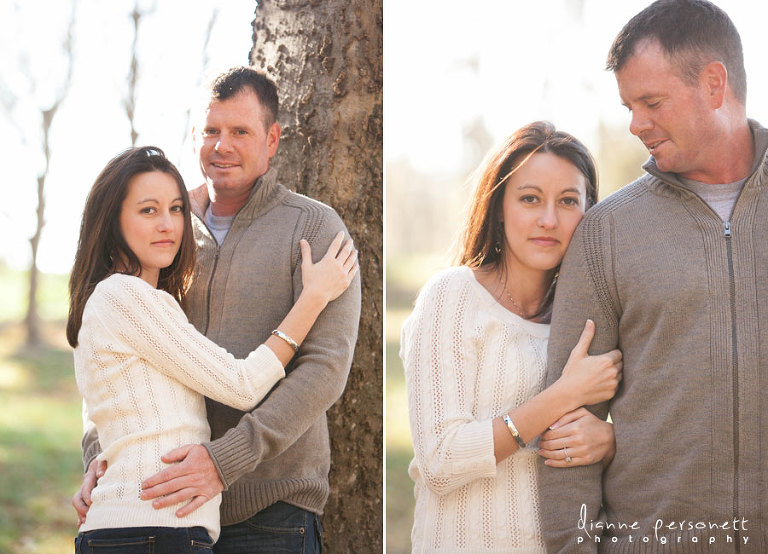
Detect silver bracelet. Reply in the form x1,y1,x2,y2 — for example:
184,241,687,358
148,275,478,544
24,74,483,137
503,414,526,448
271,329,299,353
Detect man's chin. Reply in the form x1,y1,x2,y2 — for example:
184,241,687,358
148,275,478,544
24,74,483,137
652,156,677,173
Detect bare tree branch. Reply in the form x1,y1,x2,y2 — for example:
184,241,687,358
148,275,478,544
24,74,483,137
26,0,78,347
180,7,220,163
124,1,158,146
125,3,140,146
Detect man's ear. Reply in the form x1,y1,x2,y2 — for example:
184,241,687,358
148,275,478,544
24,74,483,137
267,122,281,158
701,61,727,109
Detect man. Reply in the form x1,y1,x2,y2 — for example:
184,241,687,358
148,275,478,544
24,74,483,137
538,1,768,551
74,67,361,552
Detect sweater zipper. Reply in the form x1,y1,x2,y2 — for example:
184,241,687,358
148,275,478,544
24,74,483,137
724,220,741,552
203,247,220,336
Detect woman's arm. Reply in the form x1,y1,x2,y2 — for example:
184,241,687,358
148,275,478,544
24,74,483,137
491,319,621,463
263,232,358,365
401,271,498,496
402,273,621,496
94,234,357,411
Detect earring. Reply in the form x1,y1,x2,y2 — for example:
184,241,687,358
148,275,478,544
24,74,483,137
495,221,504,254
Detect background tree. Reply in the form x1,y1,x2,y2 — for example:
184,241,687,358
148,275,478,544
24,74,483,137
124,1,154,146
16,1,77,346
251,1,383,551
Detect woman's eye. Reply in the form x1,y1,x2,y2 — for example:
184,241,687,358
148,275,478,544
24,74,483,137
140,207,156,215
561,197,580,207
171,205,184,213
520,195,538,204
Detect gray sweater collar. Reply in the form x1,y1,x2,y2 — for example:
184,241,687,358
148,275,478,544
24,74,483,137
188,167,283,222
642,119,768,191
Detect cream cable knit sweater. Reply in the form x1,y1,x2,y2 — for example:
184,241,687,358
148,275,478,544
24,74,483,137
74,274,284,541
401,266,549,553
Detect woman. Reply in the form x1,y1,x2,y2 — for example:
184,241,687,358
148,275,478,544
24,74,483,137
68,146,357,552
400,122,622,552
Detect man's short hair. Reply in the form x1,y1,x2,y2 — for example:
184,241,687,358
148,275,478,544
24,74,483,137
208,67,279,129
606,0,746,104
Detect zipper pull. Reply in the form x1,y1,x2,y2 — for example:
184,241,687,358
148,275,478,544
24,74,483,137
724,221,732,238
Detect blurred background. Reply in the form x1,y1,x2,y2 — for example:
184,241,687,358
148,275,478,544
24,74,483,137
0,1,255,551
384,0,768,551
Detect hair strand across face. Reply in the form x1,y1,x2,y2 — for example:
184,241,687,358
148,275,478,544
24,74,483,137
455,121,598,322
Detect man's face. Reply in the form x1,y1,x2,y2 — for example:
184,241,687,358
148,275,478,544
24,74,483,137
195,89,280,201
616,39,715,181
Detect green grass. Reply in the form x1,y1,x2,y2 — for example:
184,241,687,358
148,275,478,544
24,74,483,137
0,267,82,553
386,445,414,554
386,253,450,311
0,267,69,322
386,270,419,554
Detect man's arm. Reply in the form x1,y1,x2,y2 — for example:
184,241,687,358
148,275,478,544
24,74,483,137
204,214,361,484
537,216,620,553
80,401,100,470
72,402,104,523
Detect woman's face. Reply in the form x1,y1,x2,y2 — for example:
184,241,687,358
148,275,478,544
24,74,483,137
500,152,588,275
119,171,185,287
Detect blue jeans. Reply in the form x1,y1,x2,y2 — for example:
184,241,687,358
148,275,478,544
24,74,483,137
74,526,213,553
214,502,323,554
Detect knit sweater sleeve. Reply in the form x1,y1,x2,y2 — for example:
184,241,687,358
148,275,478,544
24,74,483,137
537,213,619,553
93,275,285,411
203,211,361,487
400,269,497,496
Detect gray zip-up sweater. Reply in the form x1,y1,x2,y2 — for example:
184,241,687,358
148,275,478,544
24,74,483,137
186,168,361,525
538,121,768,553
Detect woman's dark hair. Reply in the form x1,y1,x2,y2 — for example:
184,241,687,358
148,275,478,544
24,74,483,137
455,121,598,322
66,146,195,347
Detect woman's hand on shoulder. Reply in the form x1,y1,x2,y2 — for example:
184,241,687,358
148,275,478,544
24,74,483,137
300,231,359,305
538,407,615,468
558,319,622,406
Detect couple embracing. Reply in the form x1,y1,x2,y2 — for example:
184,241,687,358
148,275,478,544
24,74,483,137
70,67,361,553
402,1,768,552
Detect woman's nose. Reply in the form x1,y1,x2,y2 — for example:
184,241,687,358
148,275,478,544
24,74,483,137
156,212,172,231
537,205,557,229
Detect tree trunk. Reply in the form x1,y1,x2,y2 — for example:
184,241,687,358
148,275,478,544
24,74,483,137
25,172,45,347
26,106,56,348
23,1,75,348
251,1,382,551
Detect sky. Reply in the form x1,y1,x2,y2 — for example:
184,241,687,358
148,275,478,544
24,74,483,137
384,0,768,175
3,1,768,274
1,0,256,273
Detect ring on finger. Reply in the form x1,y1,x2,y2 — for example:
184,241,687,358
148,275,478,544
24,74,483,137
563,446,572,463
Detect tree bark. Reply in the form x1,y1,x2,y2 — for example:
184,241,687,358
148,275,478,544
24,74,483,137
251,1,382,551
